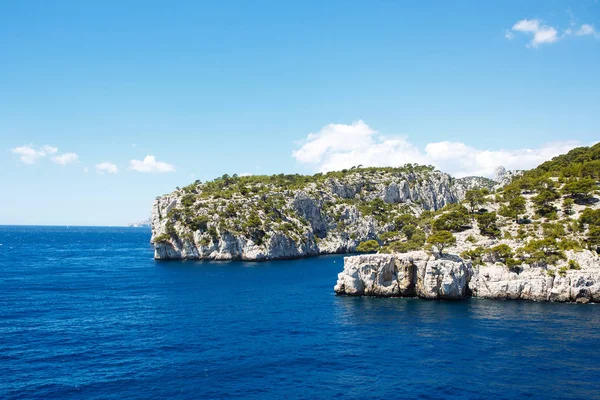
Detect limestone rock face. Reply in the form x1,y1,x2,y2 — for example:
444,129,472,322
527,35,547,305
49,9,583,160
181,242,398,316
469,251,600,303
416,256,472,300
151,169,498,261
334,252,470,300
335,250,600,303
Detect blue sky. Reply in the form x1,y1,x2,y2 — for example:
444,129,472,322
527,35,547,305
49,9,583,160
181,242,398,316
1,0,599,225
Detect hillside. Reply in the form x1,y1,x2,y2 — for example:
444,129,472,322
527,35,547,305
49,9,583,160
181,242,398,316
150,165,495,260
334,143,600,303
151,143,599,269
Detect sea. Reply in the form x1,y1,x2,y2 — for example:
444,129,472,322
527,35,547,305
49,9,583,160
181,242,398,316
1,225,599,399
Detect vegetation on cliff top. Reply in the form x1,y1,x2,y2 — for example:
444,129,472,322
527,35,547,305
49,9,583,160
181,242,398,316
154,143,599,267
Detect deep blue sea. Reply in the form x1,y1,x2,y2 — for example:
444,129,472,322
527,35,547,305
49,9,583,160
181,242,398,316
1,226,600,399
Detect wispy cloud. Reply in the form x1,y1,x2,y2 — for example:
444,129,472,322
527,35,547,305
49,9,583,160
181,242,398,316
11,144,58,164
96,162,118,174
292,120,582,178
511,19,559,47
130,155,175,173
575,24,599,38
508,15,599,47
51,152,79,165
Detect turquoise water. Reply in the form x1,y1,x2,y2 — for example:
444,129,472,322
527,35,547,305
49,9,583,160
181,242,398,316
1,226,599,399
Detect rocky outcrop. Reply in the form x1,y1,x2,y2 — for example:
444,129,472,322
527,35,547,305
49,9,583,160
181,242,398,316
492,166,523,190
333,252,472,300
469,251,600,303
335,251,600,303
151,167,497,261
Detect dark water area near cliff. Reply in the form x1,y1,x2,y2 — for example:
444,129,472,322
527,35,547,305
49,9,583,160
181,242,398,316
1,226,600,399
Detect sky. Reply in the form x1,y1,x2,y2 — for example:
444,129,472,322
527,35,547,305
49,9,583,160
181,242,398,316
1,0,599,226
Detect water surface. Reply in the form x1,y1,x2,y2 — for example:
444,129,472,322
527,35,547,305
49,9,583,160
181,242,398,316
1,226,599,399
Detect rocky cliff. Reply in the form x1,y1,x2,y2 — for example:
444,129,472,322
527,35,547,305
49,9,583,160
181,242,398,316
334,251,600,303
150,166,496,260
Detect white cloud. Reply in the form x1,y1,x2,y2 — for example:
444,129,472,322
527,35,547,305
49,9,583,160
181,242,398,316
41,145,58,155
10,144,59,164
511,19,559,47
576,24,599,37
292,121,582,178
84,167,89,173
130,155,175,173
509,16,600,47
96,162,118,174
51,152,79,165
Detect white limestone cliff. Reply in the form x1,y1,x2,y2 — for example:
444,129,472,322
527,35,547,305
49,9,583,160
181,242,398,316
334,250,600,303
150,168,498,261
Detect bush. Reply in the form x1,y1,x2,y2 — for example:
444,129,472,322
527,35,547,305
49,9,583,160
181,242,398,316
568,259,581,270
356,240,380,253
427,230,456,255
460,247,485,265
189,215,209,232
506,257,521,271
485,244,513,263
519,238,565,265
433,208,470,232
181,194,196,208
378,231,401,244
498,195,526,222
154,233,170,243
475,212,500,237
563,178,596,204
464,189,487,213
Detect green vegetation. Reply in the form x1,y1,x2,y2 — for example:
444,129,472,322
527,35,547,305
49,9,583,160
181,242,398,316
356,240,380,253
498,193,526,223
427,230,456,255
475,212,500,237
563,178,596,204
153,233,170,243
432,205,470,232
464,188,488,213
155,143,599,268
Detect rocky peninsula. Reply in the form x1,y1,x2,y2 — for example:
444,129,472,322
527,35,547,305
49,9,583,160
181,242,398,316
151,165,495,260
151,143,600,302
334,250,600,303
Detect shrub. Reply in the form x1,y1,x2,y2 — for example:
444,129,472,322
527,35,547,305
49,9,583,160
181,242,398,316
189,215,209,232
395,214,419,230
485,244,514,263
498,195,526,222
562,198,575,215
506,257,521,271
181,194,196,208
427,230,456,255
532,189,559,217
207,226,219,240
568,259,581,270
475,212,500,237
464,189,486,213
356,240,380,253
378,231,401,244
433,208,470,232
460,247,485,265
519,238,565,265
563,178,596,204
154,233,170,243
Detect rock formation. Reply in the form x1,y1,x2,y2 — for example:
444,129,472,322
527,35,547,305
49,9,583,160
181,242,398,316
150,167,497,260
334,250,600,303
